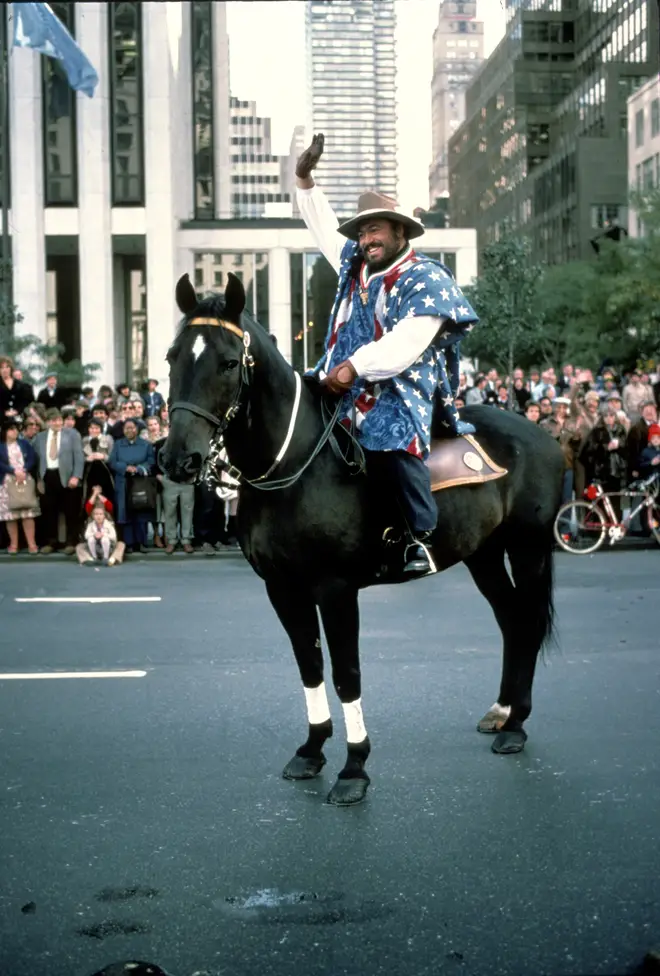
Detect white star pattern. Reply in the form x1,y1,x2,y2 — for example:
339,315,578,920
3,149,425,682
408,369,421,381
440,289,450,301
442,421,450,428
442,395,453,407
404,399,412,408
404,277,413,285
465,324,474,333
422,424,429,435
418,406,427,417
415,356,425,365
429,271,442,282
414,282,426,292
451,286,460,298
390,285,399,296
422,295,436,308
458,305,469,316
396,382,406,392
404,307,416,318
450,307,457,320
413,390,423,399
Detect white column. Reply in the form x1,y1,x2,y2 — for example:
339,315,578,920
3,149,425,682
268,247,292,363
76,2,115,388
9,41,47,341
143,2,185,392
213,1,230,218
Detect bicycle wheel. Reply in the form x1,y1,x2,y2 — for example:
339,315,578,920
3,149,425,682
648,500,660,546
554,500,607,554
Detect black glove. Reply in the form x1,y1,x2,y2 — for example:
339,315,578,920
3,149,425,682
296,133,325,179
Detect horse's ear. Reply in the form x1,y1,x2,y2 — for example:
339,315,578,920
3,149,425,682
224,272,246,323
175,274,198,315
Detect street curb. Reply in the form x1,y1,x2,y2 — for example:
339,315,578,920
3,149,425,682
0,549,245,564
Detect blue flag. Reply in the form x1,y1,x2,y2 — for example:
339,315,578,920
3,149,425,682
12,2,98,98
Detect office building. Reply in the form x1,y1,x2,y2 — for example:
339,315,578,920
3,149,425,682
1,2,475,391
305,0,397,218
229,96,292,218
627,76,660,236
448,0,658,265
429,0,484,203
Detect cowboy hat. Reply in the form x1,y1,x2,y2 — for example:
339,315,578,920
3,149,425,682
337,190,425,241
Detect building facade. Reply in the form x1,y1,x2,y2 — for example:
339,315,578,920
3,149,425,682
449,0,659,265
1,1,476,393
428,0,484,203
229,96,292,218
305,0,397,219
627,76,660,237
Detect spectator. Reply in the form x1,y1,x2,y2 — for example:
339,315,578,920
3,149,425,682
638,423,660,478
25,401,47,431
142,379,165,418
0,418,40,554
110,400,146,441
623,371,651,423
82,419,114,505
84,483,113,517
540,397,580,502
157,403,169,433
76,501,125,567
74,398,91,436
605,391,630,432
538,396,554,419
20,417,40,445
132,397,146,422
465,374,488,405
580,408,628,517
91,403,113,435
143,416,162,444
162,469,195,554
572,389,601,498
496,384,510,410
109,418,155,554
62,406,78,430
557,364,575,394
37,371,69,409
485,367,499,393
454,395,465,410
527,368,541,395
512,376,531,414
627,402,658,481
1,355,34,419
524,402,541,424
34,408,84,555
115,382,134,406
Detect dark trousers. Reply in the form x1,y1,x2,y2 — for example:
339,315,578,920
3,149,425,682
121,516,148,548
365,450,437,536
42,469,82,547
194,482,223,545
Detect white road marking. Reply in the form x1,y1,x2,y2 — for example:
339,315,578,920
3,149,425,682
14,597,161,604
0,671,148,680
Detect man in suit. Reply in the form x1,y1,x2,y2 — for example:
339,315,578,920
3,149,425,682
37,372,69,410
142,378,165,418
627,401,658,482
35,408,85,554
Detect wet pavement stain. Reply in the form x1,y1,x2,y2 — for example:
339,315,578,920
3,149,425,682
96,886,160,903
215,887,393,926
88,963,173,976
20,901,36,914
77,920,152,940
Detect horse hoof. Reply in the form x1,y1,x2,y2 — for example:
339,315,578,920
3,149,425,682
477,703,511,733
491,729,527,754
282,753,326,780
326,776,369,806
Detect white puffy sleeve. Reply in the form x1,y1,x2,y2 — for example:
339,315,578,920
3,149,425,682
296,184,343,274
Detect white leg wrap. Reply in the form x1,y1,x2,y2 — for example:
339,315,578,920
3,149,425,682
303,683,331,725
342,699,368,744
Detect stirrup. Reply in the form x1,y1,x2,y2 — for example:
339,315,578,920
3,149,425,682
402,537,437,577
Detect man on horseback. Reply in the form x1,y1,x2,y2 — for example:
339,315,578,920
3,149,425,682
296,134,479,577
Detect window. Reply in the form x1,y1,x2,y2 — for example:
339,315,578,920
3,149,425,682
591,204,621,229
642,156,655,190
109,2,144,204
42,2,77,205
635,108,645,147
652,99,660,138
191,1,214,217
193,253,270,328
290,252,338,373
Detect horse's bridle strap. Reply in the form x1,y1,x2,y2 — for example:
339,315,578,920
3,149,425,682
188,317,243,339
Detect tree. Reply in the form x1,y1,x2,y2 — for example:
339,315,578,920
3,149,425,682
462,237,548,381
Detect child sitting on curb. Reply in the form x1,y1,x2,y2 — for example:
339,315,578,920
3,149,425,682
76,501,125,567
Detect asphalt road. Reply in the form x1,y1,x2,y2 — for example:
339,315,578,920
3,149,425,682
0,549,658,976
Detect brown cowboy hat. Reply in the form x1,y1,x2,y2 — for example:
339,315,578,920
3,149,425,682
337,190,425,241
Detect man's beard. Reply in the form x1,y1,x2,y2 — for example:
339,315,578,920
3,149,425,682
362,241,407,272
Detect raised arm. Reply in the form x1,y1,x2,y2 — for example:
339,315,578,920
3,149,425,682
295,133,342,274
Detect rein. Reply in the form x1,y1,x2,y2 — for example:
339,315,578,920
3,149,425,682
169,316,362,492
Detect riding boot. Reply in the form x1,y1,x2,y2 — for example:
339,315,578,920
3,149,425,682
402,530,436,578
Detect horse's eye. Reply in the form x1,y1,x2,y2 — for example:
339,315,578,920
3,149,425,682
224,360,239,371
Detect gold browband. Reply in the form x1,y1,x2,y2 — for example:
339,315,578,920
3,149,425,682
188,317,244,339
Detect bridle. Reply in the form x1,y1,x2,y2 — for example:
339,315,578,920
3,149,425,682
168,316,361,492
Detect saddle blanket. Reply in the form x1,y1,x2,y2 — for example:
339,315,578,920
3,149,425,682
426,434,507,492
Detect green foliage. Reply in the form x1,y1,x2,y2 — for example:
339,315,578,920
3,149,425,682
462,236,549,376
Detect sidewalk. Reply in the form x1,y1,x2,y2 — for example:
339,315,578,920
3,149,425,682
0,546,245,564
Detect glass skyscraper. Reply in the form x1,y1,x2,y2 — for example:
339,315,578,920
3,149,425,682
305,0,397,219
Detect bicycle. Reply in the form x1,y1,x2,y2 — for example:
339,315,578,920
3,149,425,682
553,474,660,554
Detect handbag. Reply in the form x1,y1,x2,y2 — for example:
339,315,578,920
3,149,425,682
6,473,38,511
128,474,157,512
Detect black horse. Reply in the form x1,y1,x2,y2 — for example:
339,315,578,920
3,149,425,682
162,274,565,806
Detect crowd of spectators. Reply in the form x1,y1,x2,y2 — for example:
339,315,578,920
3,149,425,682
2,352,660,559
0,356,239,561
458,363,660,505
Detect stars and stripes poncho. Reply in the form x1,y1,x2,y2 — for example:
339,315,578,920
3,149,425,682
316,240,479,459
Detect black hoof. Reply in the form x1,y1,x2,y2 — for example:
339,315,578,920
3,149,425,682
282,753,326,780
491,729,527,754
326,776,370,806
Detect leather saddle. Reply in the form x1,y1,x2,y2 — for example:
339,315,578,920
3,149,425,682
426,434,507,492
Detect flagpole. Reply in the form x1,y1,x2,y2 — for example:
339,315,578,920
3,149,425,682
0,0,10,330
